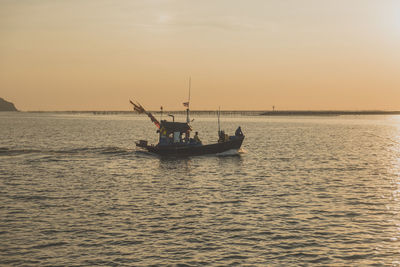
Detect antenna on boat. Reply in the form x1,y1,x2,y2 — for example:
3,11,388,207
185,77,191,124
217,106,221,134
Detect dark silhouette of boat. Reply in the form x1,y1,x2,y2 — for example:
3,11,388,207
130,100,244,156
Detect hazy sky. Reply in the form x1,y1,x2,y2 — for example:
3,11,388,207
1,0,400,111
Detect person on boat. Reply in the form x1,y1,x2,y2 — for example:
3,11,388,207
218,130,225,143
167,132,174,144
159,127,168,145
193,131,202,144
218,130,229,142
235,126,243,137
161,127,167,136
184,130,190,143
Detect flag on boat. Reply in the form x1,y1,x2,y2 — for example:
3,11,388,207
183,102,189,107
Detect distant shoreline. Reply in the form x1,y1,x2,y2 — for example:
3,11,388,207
260,110,400,116
18,110,400,116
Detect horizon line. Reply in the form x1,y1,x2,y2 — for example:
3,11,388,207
14,109,400,114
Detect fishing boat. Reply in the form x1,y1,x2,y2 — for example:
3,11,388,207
134,120,244,156
130,95,244,156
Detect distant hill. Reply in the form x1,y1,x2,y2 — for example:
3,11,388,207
0,98,18,111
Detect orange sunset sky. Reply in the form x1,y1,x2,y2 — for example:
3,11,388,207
1,0,400,111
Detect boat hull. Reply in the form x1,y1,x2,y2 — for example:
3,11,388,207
136,136,244,156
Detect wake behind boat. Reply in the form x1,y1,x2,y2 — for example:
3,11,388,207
130,101,245,156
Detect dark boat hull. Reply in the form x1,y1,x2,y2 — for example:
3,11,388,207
136,136,244,156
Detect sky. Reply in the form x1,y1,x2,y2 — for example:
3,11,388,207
1,0,400,111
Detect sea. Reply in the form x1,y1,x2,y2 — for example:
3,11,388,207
1,112,400,266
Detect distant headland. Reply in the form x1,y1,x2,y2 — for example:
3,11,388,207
0,98,18,111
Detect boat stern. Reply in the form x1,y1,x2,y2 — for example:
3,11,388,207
135,139,148,148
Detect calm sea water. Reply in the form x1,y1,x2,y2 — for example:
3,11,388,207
1,112,400,266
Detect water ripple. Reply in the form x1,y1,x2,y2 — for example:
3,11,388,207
1,113,400,265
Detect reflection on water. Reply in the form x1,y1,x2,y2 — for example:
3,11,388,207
1,113,400,265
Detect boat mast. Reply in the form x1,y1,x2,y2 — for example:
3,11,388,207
186,77,191,124
217,106,221,134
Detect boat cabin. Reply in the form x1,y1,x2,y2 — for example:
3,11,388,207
158,120,196,146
